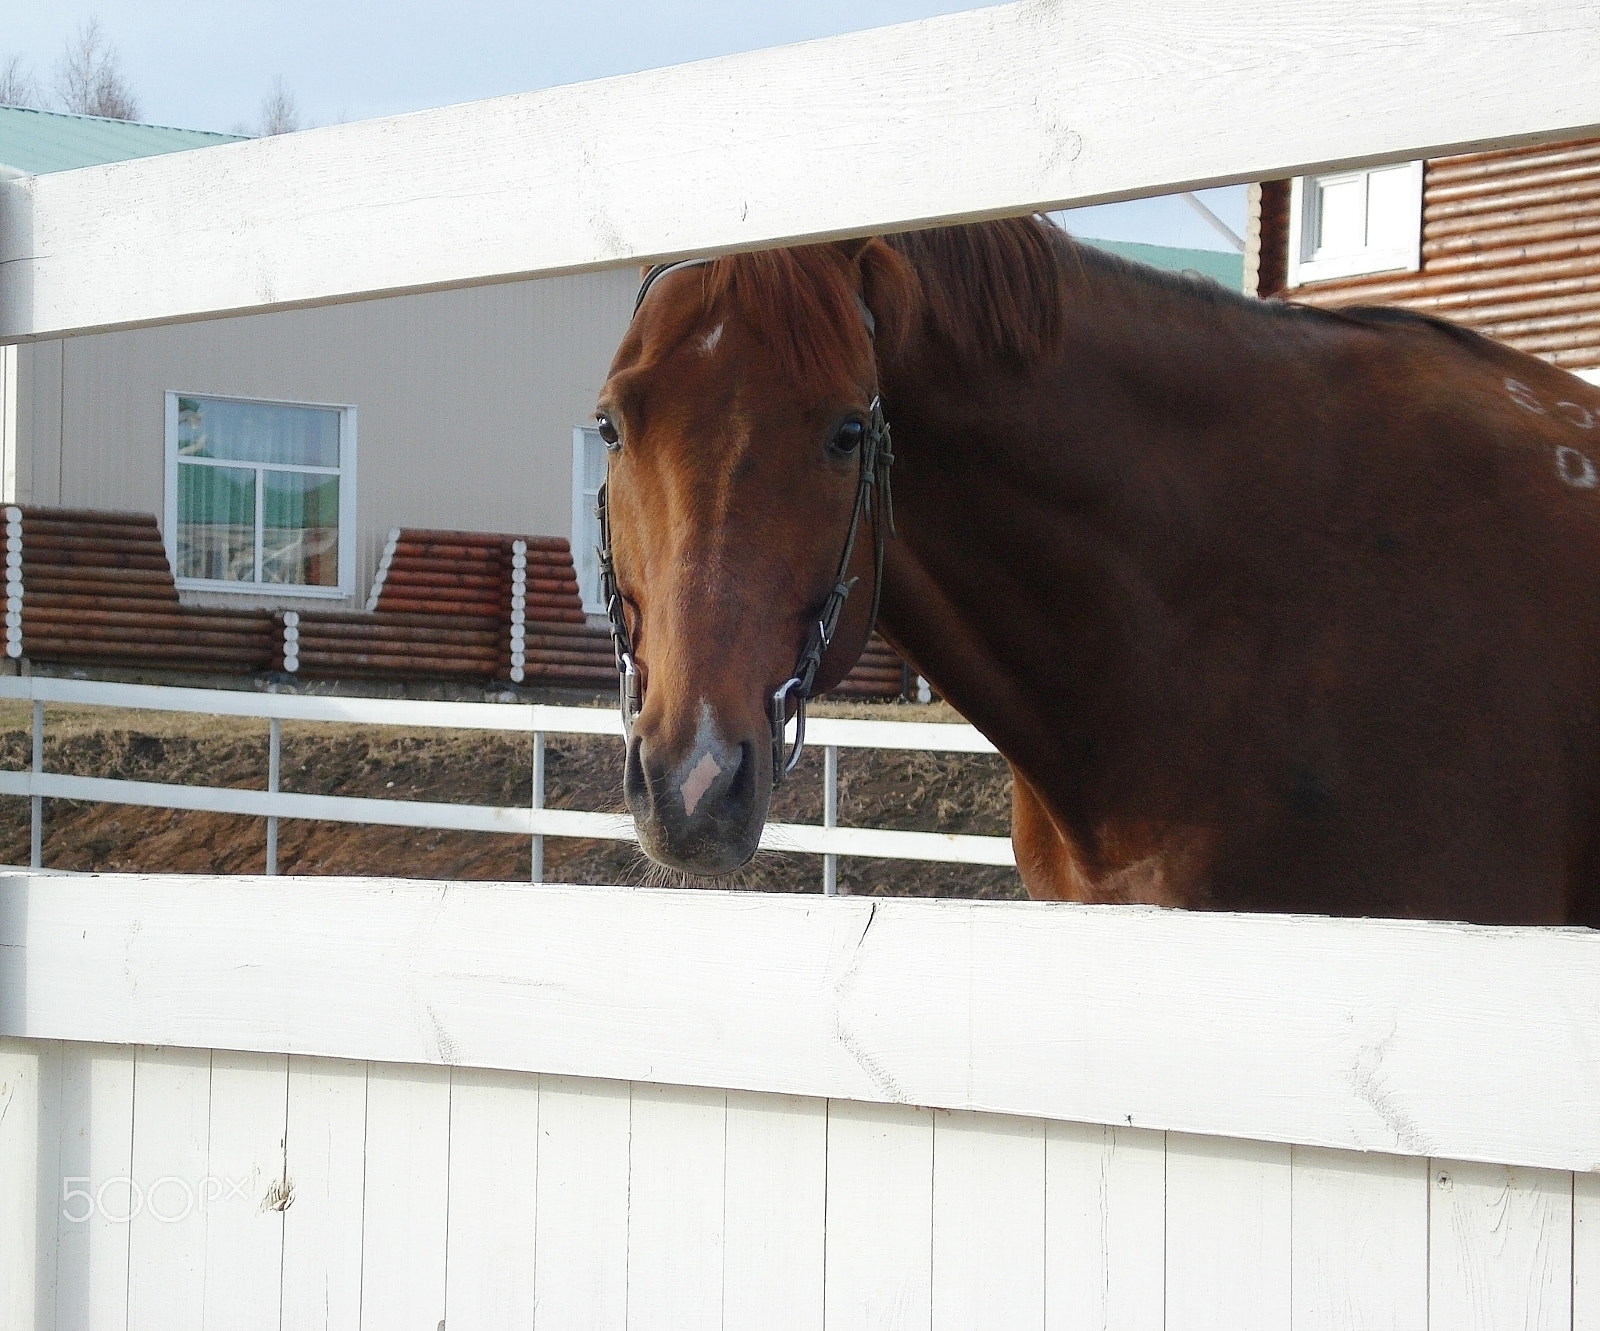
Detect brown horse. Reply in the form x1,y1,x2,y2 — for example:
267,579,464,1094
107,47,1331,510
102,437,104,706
594,215,1600,925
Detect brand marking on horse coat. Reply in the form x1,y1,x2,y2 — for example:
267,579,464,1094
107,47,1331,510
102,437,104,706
1504,378,1600,488
1557,446,1598,488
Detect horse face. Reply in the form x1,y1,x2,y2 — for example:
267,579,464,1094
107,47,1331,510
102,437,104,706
595,254,886,875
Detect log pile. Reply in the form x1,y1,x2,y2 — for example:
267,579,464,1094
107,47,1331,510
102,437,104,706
829,635,911,700
9,506,275,671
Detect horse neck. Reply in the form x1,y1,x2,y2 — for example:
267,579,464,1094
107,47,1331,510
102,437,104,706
874,272,1275,779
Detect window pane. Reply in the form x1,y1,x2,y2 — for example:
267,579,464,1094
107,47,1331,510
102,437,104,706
1313,175,1367,258
583,427,608,490
1366,165,1417,251
261,471,340,587
177,463,256,582
177,396,340,468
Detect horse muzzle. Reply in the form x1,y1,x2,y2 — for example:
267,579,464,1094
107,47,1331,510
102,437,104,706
624,727,769,875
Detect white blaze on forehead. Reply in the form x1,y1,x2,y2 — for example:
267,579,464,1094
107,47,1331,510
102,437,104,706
681,751,723,817
697,322,724,355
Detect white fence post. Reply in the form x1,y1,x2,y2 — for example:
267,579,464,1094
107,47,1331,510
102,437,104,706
28,697,41,868
266,716,281,875
824,745,838,896
532,731,545,883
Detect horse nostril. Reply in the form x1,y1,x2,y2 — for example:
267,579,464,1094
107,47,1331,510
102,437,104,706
624,735,649,808
724,739,758,821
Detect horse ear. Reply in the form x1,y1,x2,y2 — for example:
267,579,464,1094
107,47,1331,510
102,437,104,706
840,238,919,363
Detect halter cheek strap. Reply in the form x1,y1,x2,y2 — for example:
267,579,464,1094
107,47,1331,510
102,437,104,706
598,258,895,787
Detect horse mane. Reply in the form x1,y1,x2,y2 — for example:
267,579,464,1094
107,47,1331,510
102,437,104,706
700,216,1074,386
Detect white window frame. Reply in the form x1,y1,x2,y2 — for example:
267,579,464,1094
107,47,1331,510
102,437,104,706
1286,161,1423,287
572,425,606,615
164,390,357,599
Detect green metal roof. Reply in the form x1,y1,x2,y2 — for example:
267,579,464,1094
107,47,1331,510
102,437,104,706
1081,238,1246,293
0,105,243,176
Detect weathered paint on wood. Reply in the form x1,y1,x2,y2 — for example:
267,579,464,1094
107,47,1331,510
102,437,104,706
4,0,1598,341
4,873,1599,1172
2,1040,1597,1327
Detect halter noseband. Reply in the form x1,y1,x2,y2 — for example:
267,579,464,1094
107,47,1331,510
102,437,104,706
595,256,895,786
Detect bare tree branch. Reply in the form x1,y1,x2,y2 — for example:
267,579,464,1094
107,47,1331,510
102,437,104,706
53,17,140,121
0,54,40,109
256,76,302,136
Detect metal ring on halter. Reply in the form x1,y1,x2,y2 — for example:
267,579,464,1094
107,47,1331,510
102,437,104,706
769,676,807,777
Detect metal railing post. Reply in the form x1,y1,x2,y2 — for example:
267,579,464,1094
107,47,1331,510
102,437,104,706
266,716,281,875
29,699,42,869
823,744,838,896
532,730,546,883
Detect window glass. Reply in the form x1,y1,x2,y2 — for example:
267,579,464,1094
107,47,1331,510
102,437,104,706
176,463,256,582
1314,175,1366,257
176,396,340,468
1365,164,1419,251
574,426,606,613
261,472,340,586
169,393,350,593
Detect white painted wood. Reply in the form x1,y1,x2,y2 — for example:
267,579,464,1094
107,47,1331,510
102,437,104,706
1164,1132,1291,1331
533,1075,631,1328
0,767,1012,864
126,1045,212,1331
1576,1172,1600,1331
6,875,1600,1173
51,1043,135,1331
358,1062,450,1331
627,1082,727,1329
0,1038,54,1331
0,673,992,750
280,1055,368,1331
723,1090,828,1330
5,0,1599,340
931,1109,1045,1330
1428,1160,1573,1331
1043,1122,1165,1331
823,1099,934,1330
202,1051,288,1331
1289,1145,1428,1331
444,1066,540,1331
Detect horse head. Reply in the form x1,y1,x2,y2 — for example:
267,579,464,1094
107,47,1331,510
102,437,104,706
595,239,917,874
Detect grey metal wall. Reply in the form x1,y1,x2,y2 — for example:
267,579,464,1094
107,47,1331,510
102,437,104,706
7,265,637,609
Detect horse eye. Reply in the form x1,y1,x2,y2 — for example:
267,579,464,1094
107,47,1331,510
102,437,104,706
595,413,621,450
831,419,865,455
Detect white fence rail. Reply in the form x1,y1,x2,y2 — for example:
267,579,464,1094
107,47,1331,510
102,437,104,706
0,675,1013,886
4,0,1599,341
2,877,1598,1328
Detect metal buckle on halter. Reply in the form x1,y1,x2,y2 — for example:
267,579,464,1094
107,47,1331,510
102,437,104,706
769,675,807,778
619,651,642,740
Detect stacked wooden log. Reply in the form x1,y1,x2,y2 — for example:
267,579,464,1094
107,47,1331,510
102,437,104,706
830,636,911,700
9,506,275,671
279,528,511,679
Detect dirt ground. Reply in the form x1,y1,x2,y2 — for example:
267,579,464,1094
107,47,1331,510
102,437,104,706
0,696,1024,898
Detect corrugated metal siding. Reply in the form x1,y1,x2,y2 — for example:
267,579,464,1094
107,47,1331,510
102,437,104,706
1258,139,1600,371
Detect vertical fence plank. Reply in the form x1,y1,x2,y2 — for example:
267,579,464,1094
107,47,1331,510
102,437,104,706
931,1109,1046,1330
1165,1132,1291,1331
444,1066,540,1331
723,1090,827,1330
126,1046,212,1331
627,1082,727,1330
203,1051,289,1331
52,1043,135,1331
1428,1160,1573,1331
359,1062,451,1331
1290,1145,1429,1331
281,1055,368,1331
1044,1121,1165,1331
0,1038,57,1331
824,1099,935,1331
1576,1171,1599,1331
534,1074,631,1328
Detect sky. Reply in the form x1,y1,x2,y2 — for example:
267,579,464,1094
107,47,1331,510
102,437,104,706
4,1,1245,251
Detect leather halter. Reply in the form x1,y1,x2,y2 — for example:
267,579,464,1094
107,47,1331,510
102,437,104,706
595,256,895,786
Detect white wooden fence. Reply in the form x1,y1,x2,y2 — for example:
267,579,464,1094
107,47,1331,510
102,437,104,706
4,0,1600,1325
1,877,1598,1328
0,674,1012,891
